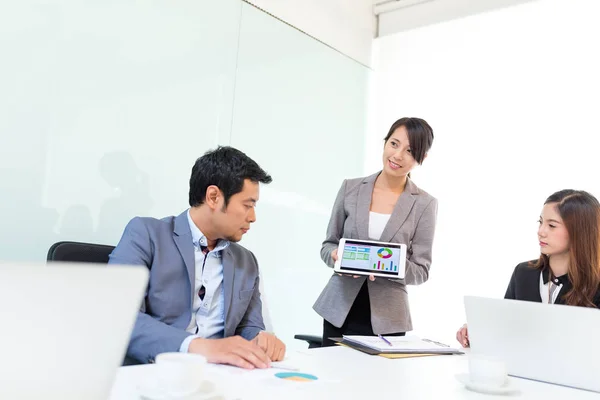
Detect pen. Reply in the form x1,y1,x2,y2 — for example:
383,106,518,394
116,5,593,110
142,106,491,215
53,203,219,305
270,362,300,371
423,338,450,348
378,334,393,346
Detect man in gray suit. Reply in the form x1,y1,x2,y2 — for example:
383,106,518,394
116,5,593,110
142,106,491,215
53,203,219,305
109,146,285,368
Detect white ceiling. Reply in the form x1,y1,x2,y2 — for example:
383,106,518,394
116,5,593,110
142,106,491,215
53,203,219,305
244,0,539,66
373,0,539,37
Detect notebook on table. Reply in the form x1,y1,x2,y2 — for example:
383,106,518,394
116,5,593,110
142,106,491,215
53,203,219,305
338,335,463,355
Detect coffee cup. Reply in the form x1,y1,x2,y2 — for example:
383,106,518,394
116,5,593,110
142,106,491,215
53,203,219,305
138,352,207,399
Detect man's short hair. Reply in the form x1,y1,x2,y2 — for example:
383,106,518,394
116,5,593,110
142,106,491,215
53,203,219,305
189,146,272,207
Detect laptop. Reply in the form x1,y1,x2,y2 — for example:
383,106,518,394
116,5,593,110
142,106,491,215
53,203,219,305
464,295,600,392
0,262,148,400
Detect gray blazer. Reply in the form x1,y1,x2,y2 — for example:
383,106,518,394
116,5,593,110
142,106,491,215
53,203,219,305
313,173,437,334
108,211,264,363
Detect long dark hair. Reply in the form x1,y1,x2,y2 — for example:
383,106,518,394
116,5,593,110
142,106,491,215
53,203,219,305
534,189,600,307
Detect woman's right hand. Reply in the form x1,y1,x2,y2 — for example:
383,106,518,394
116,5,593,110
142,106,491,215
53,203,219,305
456,324,470,348
331,248,338,262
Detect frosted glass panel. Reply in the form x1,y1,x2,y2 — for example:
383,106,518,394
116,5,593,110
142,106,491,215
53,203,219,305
231,3,369,348
0,0,241,260
0,1,371,350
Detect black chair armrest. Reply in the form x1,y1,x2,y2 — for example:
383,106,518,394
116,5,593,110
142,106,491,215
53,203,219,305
122,355,142,366
294,334,323,349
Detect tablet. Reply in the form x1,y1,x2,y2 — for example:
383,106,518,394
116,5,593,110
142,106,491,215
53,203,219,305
333,238,407,279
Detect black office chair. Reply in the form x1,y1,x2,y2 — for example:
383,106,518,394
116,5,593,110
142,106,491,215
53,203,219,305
46,241,115,264
46,241,140,365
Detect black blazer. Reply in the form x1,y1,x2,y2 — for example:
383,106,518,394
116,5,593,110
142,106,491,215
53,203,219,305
504,261,600,308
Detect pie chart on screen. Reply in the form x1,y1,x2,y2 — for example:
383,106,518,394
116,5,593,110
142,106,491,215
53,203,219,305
377,248,393,259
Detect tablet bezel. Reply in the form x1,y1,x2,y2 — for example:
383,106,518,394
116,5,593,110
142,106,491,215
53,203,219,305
333,238,407,279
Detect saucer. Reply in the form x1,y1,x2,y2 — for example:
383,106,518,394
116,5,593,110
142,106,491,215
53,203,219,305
138,379,224,400
455,373,520,395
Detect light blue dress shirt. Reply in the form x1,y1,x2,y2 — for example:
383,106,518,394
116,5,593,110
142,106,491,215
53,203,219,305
179,210,230,352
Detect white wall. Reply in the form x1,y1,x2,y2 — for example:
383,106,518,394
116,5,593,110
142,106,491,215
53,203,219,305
245,0,375,66
368,0,600,346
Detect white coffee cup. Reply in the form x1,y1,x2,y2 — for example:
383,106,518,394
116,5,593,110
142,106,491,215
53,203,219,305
468,354,508,387
139,352,207,399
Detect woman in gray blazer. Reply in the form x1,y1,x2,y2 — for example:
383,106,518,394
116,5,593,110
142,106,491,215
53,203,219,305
313,117,438,346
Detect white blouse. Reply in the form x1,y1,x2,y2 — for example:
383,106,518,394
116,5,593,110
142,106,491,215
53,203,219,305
368,211,391,240
539,274,563,304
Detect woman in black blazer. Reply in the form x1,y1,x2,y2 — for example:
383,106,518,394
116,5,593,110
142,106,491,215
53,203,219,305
457,189,600,347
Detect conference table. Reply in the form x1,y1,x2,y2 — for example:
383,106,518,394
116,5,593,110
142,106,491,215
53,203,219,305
109,346,598,400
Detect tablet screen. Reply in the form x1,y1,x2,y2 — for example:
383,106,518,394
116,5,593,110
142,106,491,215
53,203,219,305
340,240,404,276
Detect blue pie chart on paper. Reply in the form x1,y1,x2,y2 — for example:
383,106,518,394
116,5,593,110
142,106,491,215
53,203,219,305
274,372,319,382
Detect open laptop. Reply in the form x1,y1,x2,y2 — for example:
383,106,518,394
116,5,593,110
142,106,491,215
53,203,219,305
464,295,600,392
0,262,148,400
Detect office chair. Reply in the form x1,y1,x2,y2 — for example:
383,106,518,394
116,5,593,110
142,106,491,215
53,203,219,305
46,241,140,365
46,241,115,264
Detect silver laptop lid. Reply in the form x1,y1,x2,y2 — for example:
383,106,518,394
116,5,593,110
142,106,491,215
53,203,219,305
0,262,147,400
465,295,600,393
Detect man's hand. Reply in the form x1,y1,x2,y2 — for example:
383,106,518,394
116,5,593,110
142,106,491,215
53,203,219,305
253,332,286,361
188,336,271,369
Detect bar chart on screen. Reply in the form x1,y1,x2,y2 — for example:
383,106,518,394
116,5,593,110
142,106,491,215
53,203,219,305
373,259,397,271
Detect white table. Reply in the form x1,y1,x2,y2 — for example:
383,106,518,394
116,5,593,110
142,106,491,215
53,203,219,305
109,347,600,400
